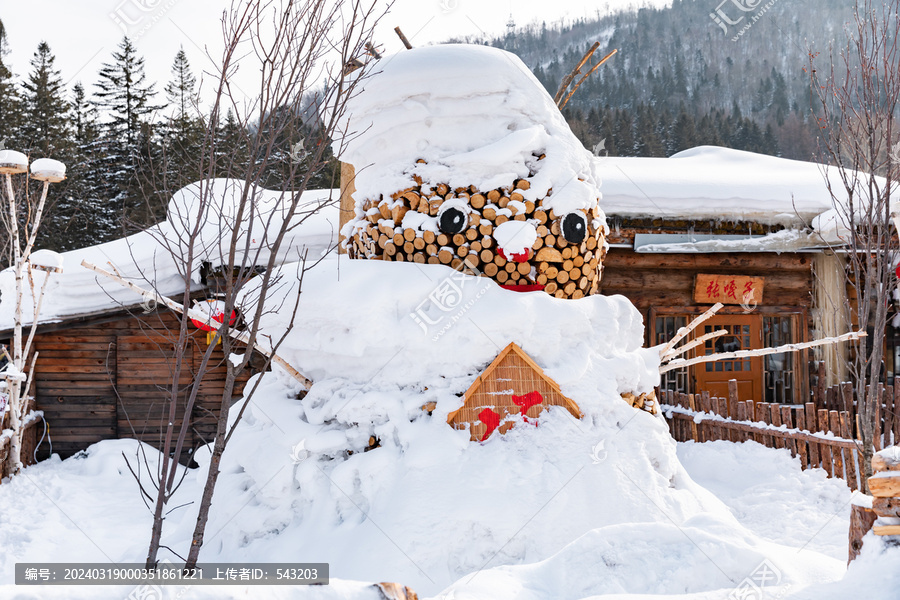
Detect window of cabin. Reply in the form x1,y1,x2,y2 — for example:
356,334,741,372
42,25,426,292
763,315,795,404
655,315,688,394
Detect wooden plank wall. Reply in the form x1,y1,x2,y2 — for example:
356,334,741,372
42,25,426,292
32,310,251,463
601,249,815,315
601,249,816,342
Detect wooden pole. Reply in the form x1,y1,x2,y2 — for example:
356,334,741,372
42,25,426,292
661,328,728,362
394,27,413,49
558,49,618,110
554,42,601,104
659,302,724,358
661,330,867,374
80,260,313,389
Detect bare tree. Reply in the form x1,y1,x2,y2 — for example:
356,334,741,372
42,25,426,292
0,154,65,475
83,0,382,568
808,0,900,485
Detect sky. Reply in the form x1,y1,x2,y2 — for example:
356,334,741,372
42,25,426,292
1,0,669,111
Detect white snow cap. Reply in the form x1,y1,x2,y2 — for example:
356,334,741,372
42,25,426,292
334,44,603,217
30,158,66,180
27,249,64,272
493,220,538,255
166,179,338,276
0,150,28,170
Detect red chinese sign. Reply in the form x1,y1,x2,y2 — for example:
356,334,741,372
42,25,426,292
693,274,764,305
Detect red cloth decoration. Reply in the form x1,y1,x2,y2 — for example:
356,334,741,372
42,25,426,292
190,302,238,332
497,247,530,263
478,408,501,442
512,391,543,422
500,284,545,293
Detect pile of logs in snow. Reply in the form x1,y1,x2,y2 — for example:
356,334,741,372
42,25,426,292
850,447,900,562
621,390,659,415
348,166,606,299
867,448,900,536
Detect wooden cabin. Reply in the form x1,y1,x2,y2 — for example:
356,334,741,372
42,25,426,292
597,147,857,405
3,307,254,464
0,187,338,466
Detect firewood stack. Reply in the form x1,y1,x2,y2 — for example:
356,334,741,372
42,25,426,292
867,447,900,537
621,390,659,415
347,158,607,299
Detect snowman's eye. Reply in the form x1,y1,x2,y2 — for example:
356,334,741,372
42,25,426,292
439,206,468,234
561,212,587,244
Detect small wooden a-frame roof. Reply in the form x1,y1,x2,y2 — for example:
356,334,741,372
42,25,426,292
448,342,582,441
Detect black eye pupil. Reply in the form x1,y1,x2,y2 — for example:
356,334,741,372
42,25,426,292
561,213,587,244
440,207,467,234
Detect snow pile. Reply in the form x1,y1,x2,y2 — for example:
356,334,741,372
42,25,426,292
0,185,339,330
599,146,848,226
0,264,861,598
102,258,831,597
334,44,605,234
27,249,64,271
165,179,338,276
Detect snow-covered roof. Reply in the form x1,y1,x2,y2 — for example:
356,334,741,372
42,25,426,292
0,184,340,331
598,146,844,226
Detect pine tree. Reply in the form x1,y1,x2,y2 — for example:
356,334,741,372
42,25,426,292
670,110,697,155
164,48,199,140
20,42,70,157
0,17,23,147
94,37,159,148
45,82,114,251
93,37,161,231
162,48,203,191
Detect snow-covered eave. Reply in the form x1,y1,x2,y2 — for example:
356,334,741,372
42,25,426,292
0,282,207,338
632,228,831,254
603,203,819,228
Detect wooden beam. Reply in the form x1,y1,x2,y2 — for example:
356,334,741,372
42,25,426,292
558,49,617,110
554,42,600,104
658,302,724,358
394,27,413,50
661,330,867,374
661,329,728,362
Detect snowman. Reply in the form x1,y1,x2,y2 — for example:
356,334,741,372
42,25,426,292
336,43,607,299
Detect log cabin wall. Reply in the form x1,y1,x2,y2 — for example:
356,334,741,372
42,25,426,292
27,309,252,464
602,248,816,323
601,246,817,404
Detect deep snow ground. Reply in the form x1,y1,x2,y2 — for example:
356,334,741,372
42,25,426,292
0,437,874,600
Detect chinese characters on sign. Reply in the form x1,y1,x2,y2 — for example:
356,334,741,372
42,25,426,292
693,274,764,305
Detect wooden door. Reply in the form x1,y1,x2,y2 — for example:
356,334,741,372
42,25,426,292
693,314,763,401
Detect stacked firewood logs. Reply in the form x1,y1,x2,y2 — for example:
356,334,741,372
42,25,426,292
348,160,606,299
868,448,900,536
621,390,659,415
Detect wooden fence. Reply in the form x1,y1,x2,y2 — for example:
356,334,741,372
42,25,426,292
808,363,899,451
659,384,864,490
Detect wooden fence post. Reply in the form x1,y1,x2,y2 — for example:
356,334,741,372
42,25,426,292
782,405,796,456
806,402,820,468
795,406,808,468
830,410,844,480
839,411,858,491
818,409,834,477
688,394,699,441
700,391,712,442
